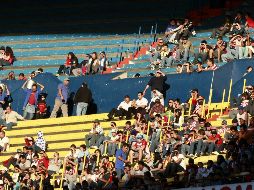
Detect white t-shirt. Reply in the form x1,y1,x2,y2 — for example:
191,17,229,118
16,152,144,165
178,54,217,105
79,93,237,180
172,154,186,169
134,167,149,176
117,101,132,111
0,136,10,150
136,97,148,108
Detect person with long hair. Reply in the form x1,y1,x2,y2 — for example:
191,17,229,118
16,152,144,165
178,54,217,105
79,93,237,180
0,46,15,67
87,52,100,75
57,52,77,75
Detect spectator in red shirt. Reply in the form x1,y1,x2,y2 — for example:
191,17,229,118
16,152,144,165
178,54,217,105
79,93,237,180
206,130,223,155
129,134,147,164
36,94,48,119
38,151,49,171
22,82,44,120
57,52,77,76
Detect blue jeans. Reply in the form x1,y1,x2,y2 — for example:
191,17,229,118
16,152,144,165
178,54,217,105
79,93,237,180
76,102,88,116
116,168,124,180
0,119,16,130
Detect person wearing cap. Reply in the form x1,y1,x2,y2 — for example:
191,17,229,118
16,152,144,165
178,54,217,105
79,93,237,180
176,36,194,62
74,82,92,116
129,134,147,164
193,40,213,64
50,78,70,118
143,70,167,99
84,119,104,148
22,79,45,120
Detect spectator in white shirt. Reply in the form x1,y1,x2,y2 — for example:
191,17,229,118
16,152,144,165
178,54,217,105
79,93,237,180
126,92,148,119
84,119,104,148
107,95,132,120
0,130,9,152
0,106,24,130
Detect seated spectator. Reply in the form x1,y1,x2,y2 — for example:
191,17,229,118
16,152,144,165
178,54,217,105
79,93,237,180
0,46,15,67
47,152,62,175
204,58,218,71
245,13,254,28
163,150,186,177
210,17,231,39
18,73,27,80
107,95,132,120
243,66,253,76
0,106,24,130
100,129,120,156
5,71,15,80
229,22,246,38
129,134,147,164
193,40,213,64
149,99,165,119
176,36,194,62
126,92,148,119
0,130,9,152
213,36,227,62
175,18,195,41
57,52,77,75
84,119,104,149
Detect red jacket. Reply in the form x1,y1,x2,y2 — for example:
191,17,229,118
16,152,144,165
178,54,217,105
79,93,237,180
37,101,47,113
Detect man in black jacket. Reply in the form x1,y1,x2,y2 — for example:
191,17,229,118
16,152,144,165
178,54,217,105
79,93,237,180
74,82,92,116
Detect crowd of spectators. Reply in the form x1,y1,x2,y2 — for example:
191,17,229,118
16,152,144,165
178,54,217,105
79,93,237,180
0,69,254,190
1,10,254,190
56,51,109,76
149,12,254,74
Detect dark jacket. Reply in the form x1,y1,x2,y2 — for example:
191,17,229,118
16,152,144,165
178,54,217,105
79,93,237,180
74,85,92,104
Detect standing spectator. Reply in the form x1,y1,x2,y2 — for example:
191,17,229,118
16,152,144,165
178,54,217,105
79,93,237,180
36,94,48,119
0,130,9,152
107,95,132,120
74,82,92,116
50,78,70,118
0,106,24,130
115,143,129,180
143,70,167,98
18,73,27,81
87,52,100,75
35,131,46,151
99,51,108,73
22,81,44,120
0,85,10,111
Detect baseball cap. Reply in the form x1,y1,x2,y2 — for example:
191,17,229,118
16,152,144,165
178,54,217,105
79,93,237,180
64,78,70,81
232,118,238,123
93,119,100,123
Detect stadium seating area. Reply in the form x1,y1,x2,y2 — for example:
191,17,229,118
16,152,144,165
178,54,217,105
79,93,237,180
1,1,254,189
